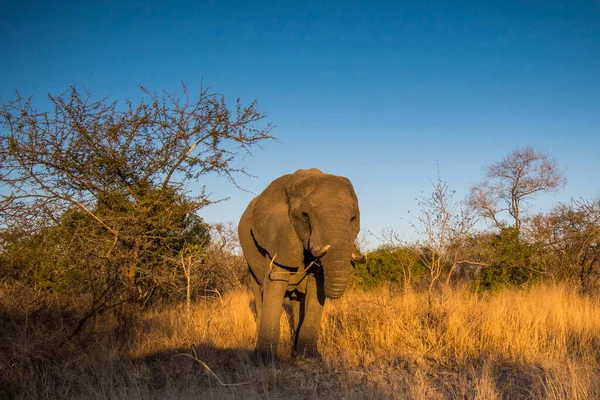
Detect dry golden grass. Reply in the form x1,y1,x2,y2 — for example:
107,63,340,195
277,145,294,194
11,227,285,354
2,284,599,399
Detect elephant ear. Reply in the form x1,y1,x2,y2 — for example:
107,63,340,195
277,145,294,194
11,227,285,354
339,176,361,237
251,175,304,268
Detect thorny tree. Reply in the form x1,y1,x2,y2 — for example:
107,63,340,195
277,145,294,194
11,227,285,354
0,84,273,328
468,146,566,232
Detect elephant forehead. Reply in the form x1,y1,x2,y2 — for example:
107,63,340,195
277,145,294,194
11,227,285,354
305,186,357,206
303,178,354,197
305,196,356,210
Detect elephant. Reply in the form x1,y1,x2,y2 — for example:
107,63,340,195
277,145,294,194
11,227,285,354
238,168,365,362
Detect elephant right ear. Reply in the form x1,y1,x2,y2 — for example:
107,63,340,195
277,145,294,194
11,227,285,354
251,175,304,268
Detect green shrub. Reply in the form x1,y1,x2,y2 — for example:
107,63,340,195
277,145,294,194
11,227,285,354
477,227,541,291
352,245,427,289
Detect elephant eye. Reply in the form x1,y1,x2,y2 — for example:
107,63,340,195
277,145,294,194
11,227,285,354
350,216,357,222
302,211,310,221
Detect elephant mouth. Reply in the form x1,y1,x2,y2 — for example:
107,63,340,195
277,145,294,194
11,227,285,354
309,244,365,263
305,244,366,268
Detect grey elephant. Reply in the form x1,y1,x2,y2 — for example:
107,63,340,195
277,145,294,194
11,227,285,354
238,168,365,362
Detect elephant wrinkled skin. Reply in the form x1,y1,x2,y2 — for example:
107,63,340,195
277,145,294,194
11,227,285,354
238,168,363,362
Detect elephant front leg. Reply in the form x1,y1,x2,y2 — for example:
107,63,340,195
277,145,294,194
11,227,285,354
255,271,288,363
294,273,326,359
291,296,302,333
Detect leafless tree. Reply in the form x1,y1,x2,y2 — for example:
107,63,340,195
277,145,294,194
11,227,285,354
527,198,600,290
469,146,566,232
413,168,475,296
195,222,246,293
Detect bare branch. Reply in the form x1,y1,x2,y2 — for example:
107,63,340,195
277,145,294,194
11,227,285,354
469,146,566,232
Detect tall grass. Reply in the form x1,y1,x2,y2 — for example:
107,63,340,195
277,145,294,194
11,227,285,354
2,284,599,399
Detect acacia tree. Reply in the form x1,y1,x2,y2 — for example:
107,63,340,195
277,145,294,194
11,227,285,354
0,84,273,320
468,146,566,232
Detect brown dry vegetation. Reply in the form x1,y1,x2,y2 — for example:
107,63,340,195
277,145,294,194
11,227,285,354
2,284,599,399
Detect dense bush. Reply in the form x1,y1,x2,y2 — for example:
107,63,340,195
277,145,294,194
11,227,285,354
476,227,541,291
528,200,600,292
352,244,427,289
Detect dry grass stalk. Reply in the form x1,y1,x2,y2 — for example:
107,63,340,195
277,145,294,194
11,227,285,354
1,284,599,399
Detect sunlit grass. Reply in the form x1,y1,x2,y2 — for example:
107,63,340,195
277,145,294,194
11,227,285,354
2,284,599,399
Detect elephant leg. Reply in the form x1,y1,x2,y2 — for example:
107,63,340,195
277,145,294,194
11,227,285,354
255,270,288,362
291,296,301,333
295,273,326,358
290,294,302,352
250,275,262,326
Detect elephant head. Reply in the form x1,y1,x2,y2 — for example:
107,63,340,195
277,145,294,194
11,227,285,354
251,168,361,299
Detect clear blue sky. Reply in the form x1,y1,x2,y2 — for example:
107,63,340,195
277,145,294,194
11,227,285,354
2,0,599,247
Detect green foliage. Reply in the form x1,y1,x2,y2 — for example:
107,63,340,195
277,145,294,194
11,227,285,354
0,199,213,306
0,83,272,328
352,245,426,289
478,227,541,291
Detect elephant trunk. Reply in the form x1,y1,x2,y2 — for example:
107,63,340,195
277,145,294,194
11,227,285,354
320,236,353,299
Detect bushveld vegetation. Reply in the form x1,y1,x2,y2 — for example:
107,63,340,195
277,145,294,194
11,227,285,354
1,85,599,399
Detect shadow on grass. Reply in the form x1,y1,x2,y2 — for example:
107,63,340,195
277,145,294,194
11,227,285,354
2,340,398,399
0,295,391,399
3,290,599,399
127,345,404,399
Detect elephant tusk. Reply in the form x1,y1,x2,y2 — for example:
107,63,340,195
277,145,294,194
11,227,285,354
351,253,366,264
310,244,330,258
268,253,292,281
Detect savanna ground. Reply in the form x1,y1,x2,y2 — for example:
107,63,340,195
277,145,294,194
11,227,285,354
2,284,599,399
